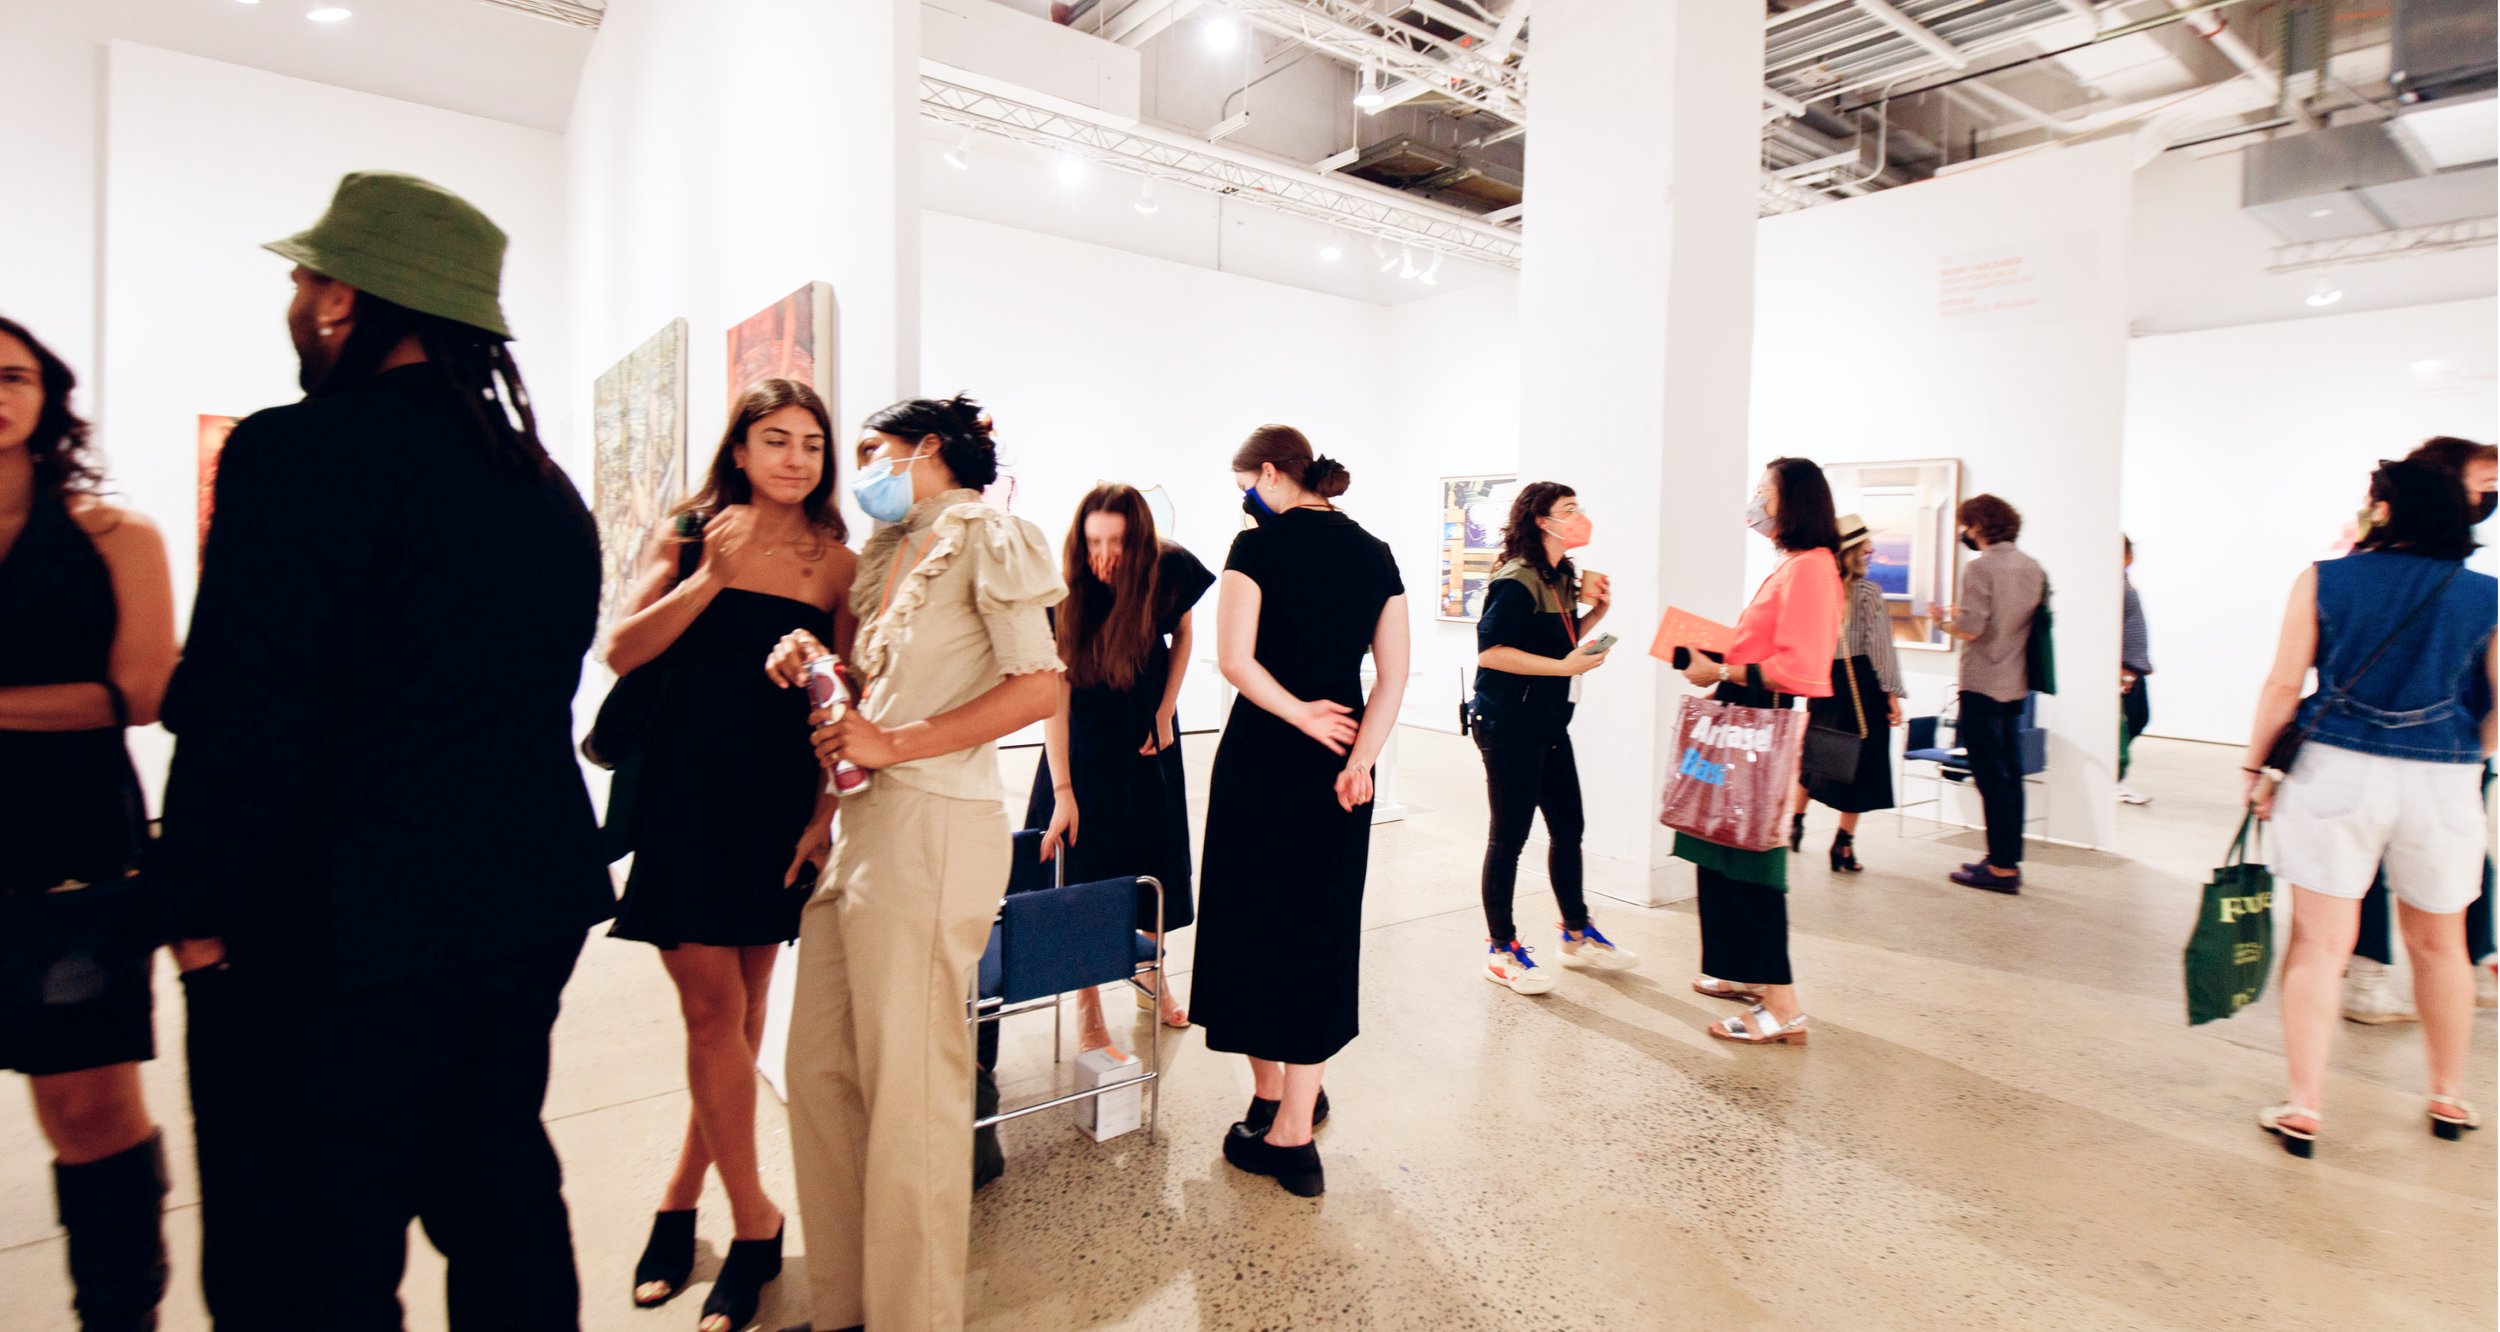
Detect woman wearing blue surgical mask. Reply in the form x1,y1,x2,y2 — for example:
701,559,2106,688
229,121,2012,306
761,394,1065,1332
1193,425,1409,1198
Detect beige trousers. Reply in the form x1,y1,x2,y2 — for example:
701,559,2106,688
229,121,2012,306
786,778,1008,1332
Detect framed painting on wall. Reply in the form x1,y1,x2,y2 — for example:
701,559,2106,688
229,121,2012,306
593,319,690,637
726,281,835,413
1438,473,1521,622
195,414,238,570
1821,458,1961,651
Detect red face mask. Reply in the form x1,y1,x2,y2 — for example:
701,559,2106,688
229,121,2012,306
1546,512,1593,550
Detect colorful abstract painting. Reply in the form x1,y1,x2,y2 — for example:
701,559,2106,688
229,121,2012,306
726,281,835,412
195,414,238,570
1438,474,1521,622
593,319,689,636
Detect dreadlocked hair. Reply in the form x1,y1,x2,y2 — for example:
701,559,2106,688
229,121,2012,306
314,289,552,476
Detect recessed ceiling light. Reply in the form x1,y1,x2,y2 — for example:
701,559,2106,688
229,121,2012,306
235,0,261,6
1203,15,1239,52
307,6,352,21
2307,207,2334,219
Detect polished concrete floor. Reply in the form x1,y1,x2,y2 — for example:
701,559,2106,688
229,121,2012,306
1,730,2492,1330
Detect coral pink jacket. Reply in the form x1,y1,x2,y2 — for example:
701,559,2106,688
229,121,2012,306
1728,548,1841,698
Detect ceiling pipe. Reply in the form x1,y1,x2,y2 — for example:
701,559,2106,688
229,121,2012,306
1850,0,1971,72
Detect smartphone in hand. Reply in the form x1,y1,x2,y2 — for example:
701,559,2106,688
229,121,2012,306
1580,632,1619,656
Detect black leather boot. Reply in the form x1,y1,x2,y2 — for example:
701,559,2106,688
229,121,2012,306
53,1131,169,1332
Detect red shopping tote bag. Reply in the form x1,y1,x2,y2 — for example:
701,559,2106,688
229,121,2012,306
1658,695,1807,852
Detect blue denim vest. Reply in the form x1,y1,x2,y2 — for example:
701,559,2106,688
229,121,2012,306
2300,550,2497,763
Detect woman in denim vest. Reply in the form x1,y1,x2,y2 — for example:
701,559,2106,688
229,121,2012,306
2246,458,2498,1156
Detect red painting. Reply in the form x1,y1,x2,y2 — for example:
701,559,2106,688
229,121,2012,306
726,281,835,411
196,414,238,568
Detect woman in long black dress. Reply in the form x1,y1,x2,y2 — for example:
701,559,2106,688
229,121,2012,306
1195,425,1408,1197
1793,514,1907,872
0,317,180,1330
1028,484,1215,1045
604,378,856,1330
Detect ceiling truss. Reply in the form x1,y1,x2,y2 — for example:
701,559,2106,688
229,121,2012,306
1208,0,1527,123
921,75,1524,267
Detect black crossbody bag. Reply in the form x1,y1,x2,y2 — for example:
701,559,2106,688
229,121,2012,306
2261,564,2462,778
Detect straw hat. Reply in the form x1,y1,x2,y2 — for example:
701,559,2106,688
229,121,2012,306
1836,513,1871,551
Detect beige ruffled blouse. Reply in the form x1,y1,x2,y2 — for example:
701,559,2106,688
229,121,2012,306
849,489,1066,802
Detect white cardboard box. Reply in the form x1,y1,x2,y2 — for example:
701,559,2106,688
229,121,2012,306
1072,1046,1144,1141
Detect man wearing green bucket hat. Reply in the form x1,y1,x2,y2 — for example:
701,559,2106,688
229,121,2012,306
154,171,614,1328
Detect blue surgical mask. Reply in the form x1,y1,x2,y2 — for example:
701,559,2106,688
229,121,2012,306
1745,495,1775,537
852,448,928,524
1241,485,1278,523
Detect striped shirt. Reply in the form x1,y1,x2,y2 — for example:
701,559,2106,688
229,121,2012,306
1833,575,1908,696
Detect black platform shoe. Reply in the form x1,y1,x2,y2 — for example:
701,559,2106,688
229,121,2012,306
1241,1088,1330,1137
699,1224,784,1332
1222,1125,1325,1197
631,1209,697,1308
1830,830,1862,873
1789,813,1807,853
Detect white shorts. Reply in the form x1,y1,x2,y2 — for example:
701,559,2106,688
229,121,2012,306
2271,744,2491,913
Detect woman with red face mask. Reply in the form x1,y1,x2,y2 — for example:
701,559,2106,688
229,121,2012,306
1467,482,1636,996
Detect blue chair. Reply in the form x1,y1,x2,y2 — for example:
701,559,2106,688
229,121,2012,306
1896,693,2048,837
967,831,1165,1140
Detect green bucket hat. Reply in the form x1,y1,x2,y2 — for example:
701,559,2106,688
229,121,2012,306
264,171,512,338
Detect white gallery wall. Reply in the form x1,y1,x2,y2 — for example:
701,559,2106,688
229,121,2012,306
2122,297,2499,745
98,40,571,801
1752,139,2136,850
918,209,1399,731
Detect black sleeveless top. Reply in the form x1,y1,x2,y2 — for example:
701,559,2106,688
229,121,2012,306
0,496,144,893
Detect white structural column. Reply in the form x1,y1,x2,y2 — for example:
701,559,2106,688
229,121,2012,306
1516,1,1765,907
568,0,923,1097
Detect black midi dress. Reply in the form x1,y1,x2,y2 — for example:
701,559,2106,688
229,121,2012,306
1025,543,1216,930
611,588,834,948
1191,508,1403,1066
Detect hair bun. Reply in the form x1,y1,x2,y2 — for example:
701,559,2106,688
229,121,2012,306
1304,454,1352,498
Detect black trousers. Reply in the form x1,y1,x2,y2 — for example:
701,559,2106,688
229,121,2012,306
186,935,586,1331
1695,867,1792,986
1959,690,2027,868
1474,727,1589,944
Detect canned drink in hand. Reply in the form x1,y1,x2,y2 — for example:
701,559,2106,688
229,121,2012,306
803,657,871,795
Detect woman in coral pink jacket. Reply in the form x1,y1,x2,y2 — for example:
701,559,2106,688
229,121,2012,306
1674,457,1842,1046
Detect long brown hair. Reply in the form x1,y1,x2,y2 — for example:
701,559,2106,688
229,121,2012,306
1495,481,1576,587
1058,484,1161,690
1230,424,1351,498
676,377,847,544
0,315,105,506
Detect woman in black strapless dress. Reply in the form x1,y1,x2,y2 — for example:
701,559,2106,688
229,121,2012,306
0,317,180,1330
601,379,856,1331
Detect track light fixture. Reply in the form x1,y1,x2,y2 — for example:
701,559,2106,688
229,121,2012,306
1374,237,1398,272
1353,65,1386,110
1398,247,1417,280
1135,178,1159,215
1418,251,1443,286
2304,275,2342,308
943,132,974,170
